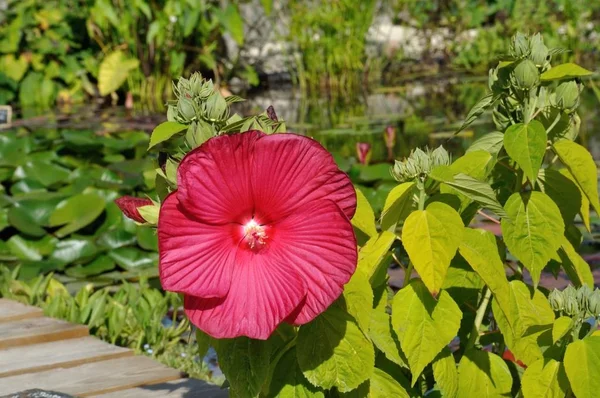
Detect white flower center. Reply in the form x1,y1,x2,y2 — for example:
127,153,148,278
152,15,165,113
243,220,268,250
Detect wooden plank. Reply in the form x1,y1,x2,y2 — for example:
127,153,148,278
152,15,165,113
92,378,228,398
0,356,182,397
0,336,133,378
0,316,88,350
0,299,43,323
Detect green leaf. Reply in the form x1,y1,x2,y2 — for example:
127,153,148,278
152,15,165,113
7,235,43,261
352,187,377,238
456,93,497,134
369,368,410,398
552,316,573,343
553,139,600,214
540,63,593,81
391,280,462,385
501,192,564,286
148,121,188,149
343,271,374,333
98,51,140,96
216,337,271,398
8,205,47,237
217,4,244,45
297,301,375,392
457,349,512,398
19,160,71,187
65,255,116,278
466,131,504,155
380,182,416,231
458,228,511,322
449,150,495,180
268,349,325,398
430,168,507,218
48,193,106,238
195,329,210,359
136,227,158,251
97,229,136,250
432,348,458,398
564,336,600,398
558,238,594,288
108,247,157,271
492,281,555,366
503,121,547,184
357,231,395,285
368,309,407,368
538,168,582,224
522,358,569,398
49,239,98,266
401,202,463,295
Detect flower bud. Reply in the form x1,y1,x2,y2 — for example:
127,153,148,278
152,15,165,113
115,196,154,224
529,33,549,65
565,295,580,317
384,125,396,149
554,81,580,111
512,60,539,90
356,142,371,165
392,146,451,182
548,289,565,312
576,285,592,309
511,32,530,58
178,97,197,122
587,290,600,316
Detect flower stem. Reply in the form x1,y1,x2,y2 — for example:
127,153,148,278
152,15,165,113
466,288,492,350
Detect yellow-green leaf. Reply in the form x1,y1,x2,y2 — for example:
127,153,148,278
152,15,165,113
369,368,410,398
98,51,140,96
552,316,573,343
268,349,325,398
521,358,569,398
503,121,547,184
149,121,188,149
564,336,600,398
368,309,407,368
538,168,582,224
501,192,564,286
380,182,416,231
391,280,462,385
401,202,464,295
457,349,512,398
353,187,378,238
432,347,458,398
558,238,594,288
553,139,600,214
540,63,593,81
343,271,374,333
357,231,395,284
449,150,495,180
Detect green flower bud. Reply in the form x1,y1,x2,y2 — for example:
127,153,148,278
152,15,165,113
548,289,565,312
512,60,539,90
392,146,451,182
529,33,549,65
177,97,197,122
511,32,530,58
554,81,580,111
564,285,577,300
588,290,600,316
577,285,592,311
564,295,580,316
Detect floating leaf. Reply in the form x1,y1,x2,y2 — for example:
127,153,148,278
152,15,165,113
503,121,547,184
66,255,116,278
48,193,106,238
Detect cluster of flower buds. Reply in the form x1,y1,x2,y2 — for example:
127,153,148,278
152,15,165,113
167,72,229,124
391,146,450,182
548,285,600,318
509,32,549,66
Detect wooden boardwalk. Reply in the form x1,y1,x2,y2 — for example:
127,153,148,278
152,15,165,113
0,299,228,397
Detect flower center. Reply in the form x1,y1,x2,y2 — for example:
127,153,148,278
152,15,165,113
243,220,268,251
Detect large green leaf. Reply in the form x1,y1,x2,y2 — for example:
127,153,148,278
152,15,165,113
380,182,416,231
108,247,158,271
18,160,70,187
356,231,395,285
540,63,593,81
216,337,271,398
492,281,554,366
391,280,462,385
48,193,106,238
503,121,547,184
538,168,582,224
553,139,600,214
401,202,463,295
148,121,188,149
352,187,378,238
216,4,244,45
369,368,410,398
459,228,511,319
368,309,407,368
557,238,594,288
457,349,512,397
8,205,46,237
49,239,98,266
449,150,495,180
343,270,374,333
466,131,504,155
564,336,600,398
522,358,569,398
551,316,572,344
559,168,591,231
432,348,458,398
268,349,325,398
98,51,140,96
297,301,374,392
501,192,564,286
65,255,116,278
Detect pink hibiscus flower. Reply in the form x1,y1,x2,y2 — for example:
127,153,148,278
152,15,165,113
158,130,358,339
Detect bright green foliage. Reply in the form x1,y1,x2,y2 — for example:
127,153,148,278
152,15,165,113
98,51,140,96
368,368,410,398
457,349,512,397
540,63,593,81
552,316,573,343
503,121,547,184
268,350,324,398
522,359,569,398
342,270,374,333
401,202,464,294
380,182,416,231
432,348,458,398
352,188,378,238
564,337,600,398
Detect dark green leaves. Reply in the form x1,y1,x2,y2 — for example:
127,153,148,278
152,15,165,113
48,193,106,238
503,121,547,184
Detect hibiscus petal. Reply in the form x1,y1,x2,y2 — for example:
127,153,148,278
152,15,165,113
273,199,357,325
115,196,153,223
184,250,306,339
251,133,356,221
177,130,264,224
158,193,237,298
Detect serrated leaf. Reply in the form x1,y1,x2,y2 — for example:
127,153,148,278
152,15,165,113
98,51,139,96
492,280,554,366
466,131,504,155
391,280,462,385
268,349,325,398
459,228,511,321
380,182,416,231
457,349,512,397
564,336,600,398
501,192,564,286
540,63,592,81
432,348,458,398
368,309,407,368
343,270,374,333
297,301,375,392
357,231,395,285
503,121,547,183
352,187,377,238
401,202,463,295
553,139,600,214
522,358,569,398
456,93,497,134
149,121,188,149
216,337,271,398
538,168,581,224
369,368,410,398
552,316,572,343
